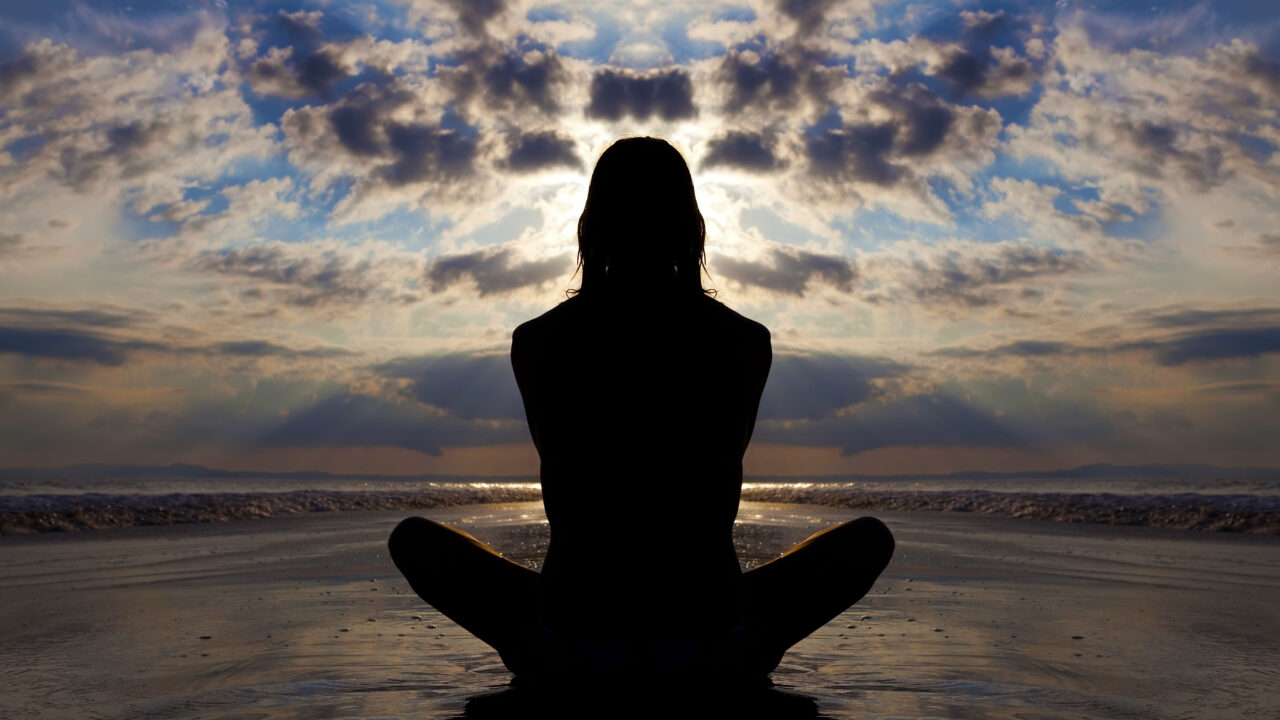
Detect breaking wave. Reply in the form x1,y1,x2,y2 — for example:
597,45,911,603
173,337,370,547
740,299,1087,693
0,483,541,535
1,483,1276,534
740,484,1280,534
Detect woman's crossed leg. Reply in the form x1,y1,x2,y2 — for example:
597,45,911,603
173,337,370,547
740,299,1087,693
387,515,894,678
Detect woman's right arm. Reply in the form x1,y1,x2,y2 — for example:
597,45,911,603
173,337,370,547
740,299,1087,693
740,323,772,452
511,321,542,453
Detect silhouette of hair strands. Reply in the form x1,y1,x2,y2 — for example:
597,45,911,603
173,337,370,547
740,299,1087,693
570,137,715,297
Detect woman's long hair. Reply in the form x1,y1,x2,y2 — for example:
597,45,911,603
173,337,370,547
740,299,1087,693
569,137,713,296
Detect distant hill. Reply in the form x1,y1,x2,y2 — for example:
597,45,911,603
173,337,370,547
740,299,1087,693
0,462,534,482
754,462,1280,482
0,461,1275,481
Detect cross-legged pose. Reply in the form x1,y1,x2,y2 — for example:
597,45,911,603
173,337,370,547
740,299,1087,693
390,137,894,684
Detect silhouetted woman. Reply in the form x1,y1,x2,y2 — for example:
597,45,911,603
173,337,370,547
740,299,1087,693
389,137,894,684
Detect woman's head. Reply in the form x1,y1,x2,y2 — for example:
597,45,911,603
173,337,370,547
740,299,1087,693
572,137,711,295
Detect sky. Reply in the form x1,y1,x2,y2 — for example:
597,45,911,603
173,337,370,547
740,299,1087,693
0,0,1278,476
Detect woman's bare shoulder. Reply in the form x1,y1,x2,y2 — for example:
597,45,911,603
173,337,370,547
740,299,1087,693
513,297,585,340
700,295,771,344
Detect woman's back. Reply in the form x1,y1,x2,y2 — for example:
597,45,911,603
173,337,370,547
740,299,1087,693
389,137,891,685
512,290,772,640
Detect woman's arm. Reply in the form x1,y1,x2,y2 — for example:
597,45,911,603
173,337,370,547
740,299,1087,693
510,321,543,454
741,323,772,452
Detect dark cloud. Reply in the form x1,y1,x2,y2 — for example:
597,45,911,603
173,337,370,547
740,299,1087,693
713,246,857,296
261,392,527,454
247,47,347,98
440,0,507,37
777,0,841,35
503,131,581,172
56,119,168,190
586,68,696,121
214,340,355,359
0,232,25,255
1101,117,1230,191
1136,307,1280,329
0,306,143,328
756,392,1020,455
758,353,907,420
190,245,413,308
898,246,1093,309
936,48,1034,99
445,45,566,116
1242,48,1280,80
1133,326,1280,366
717,48,837,113
1258,232,1280,252
804,84,982,184
0,321,357,366
0,327,159,366
285,82,479,185
0,47,43,103
701,131,784,172
931,322,1280,366
427,247,569,296
376,353,523,419
807,124,900,184
930,340,1079,360
381,122,477,185
328,87,403,155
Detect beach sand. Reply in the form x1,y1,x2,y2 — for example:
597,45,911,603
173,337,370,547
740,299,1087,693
1,502,1277,719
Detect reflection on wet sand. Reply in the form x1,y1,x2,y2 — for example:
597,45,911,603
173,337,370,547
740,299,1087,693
0,502,1277,718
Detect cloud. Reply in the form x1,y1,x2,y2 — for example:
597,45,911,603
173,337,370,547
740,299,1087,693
427,247,571,296
758,352,907,420
930,315,1280,367
713,245,857,296
715,47,839,117
375,353,523,419
280,78,485,220
214,341,356,359
444,44,568,118
1134,306,1280,330
863,242,1095,311
0,322,358,366
188,240,424,310
701,131,785,172
0,327,149,366
0,28,277,208
850,36,1038,100
502,130,582,172
246,45,349,98
792,78,1002,219
261,392,527,455
1134,327,1280,366
0,305,147,329
756,391,1021,455
0,232,25,256
1006,26,1280,211
586,68,696,121
930,340,1079,360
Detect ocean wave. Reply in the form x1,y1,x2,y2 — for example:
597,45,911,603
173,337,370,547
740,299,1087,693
0,484,541,535
741,484,1280,534
1,484,1276,535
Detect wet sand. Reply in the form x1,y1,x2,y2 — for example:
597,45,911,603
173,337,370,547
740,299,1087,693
1,502,1277,719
